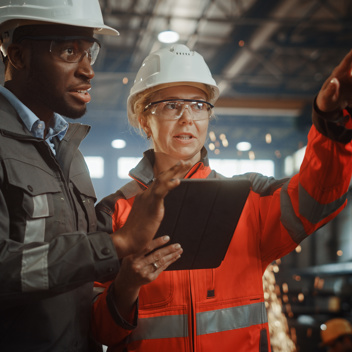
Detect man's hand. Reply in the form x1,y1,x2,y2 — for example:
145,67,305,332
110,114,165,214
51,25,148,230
110,161,191,258
316,49,352,113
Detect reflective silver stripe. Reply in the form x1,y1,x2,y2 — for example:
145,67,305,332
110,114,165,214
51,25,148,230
129,302,267,342
298,184,347,224
32,194,50,217
21,194,50,291
24,194,49,243
128,314,188,342
281,181,347,244
280,181,307,243
24,218,45,244
196,302,267,336
21,244,49,292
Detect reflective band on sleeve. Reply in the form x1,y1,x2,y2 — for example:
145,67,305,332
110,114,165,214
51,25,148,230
21,244,49,292
196,302,268,336
128,314,188,342
298,184,347,224
281,181,348,244
24,218,45,243
280,182,307,243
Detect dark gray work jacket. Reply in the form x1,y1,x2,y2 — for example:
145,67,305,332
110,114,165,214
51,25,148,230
0,93,119,351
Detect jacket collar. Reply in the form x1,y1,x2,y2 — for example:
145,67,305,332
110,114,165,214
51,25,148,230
0,92,90,143
129,147,210,187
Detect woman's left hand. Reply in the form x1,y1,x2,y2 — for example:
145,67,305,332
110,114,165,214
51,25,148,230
112,236,182,321
116,236,183,290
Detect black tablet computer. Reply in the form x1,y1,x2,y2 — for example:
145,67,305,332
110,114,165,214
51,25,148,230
154,178,251,270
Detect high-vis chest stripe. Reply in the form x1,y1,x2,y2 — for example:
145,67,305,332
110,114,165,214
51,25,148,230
196,302,268,335
129,302,267,342
128,314,188,342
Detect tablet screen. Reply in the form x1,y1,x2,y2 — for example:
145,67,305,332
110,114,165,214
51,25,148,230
154,178,251,270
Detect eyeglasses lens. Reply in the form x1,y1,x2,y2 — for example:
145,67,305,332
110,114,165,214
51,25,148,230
50,40,100,65
151,100,211,120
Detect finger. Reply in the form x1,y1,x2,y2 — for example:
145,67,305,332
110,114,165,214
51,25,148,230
141,236,170,255
326,78,339,102
152,248,183,273
149,161,192,199
147,243,182,264
317,78,341,112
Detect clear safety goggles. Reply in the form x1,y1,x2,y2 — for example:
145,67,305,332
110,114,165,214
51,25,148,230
144,99,214,121
18,36,101,66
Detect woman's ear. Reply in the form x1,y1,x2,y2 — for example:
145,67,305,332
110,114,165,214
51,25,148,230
138,115,151,137
7,43,27,70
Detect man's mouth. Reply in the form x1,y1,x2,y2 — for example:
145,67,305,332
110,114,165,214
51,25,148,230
70,88,91,103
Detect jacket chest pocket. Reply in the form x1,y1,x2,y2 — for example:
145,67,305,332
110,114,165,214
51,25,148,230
139,272,174,309
3,158,65,243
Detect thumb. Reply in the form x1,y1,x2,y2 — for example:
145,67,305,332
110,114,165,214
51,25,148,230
327,78,339,102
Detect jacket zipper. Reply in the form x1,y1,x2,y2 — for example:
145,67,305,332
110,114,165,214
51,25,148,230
36,138,78,230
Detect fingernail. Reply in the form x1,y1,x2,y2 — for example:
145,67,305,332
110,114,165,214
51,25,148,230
174,243,181,249
163,235,170,242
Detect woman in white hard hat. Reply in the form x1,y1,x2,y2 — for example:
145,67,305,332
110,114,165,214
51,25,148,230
321,318,352,352
92,44,352,351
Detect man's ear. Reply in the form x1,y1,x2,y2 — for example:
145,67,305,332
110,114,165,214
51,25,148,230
7,43,27,70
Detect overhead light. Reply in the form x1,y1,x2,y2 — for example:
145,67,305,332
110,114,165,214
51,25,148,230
236,141,251,151
111,139,126,149
158,30,180,43
265,133,272,144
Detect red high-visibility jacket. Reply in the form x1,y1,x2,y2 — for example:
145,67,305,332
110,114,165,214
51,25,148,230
92,107,352,351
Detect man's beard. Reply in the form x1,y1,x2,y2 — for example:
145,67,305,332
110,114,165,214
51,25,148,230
58,103,87,119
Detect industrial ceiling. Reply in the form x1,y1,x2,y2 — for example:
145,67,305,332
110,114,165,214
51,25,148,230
1,0,352,166
76,0,352,165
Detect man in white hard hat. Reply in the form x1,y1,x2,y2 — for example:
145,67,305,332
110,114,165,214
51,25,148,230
321,318,352,352
0,1,188,351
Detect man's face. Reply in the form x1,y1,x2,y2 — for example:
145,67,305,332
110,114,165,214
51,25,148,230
16,25,96,120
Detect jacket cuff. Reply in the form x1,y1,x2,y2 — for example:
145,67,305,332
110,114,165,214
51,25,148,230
89,232,120,282
106,283,138,330
312,97,352,144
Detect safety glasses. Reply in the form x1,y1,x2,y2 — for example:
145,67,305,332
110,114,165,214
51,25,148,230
144,99,214,121
18,36,101,66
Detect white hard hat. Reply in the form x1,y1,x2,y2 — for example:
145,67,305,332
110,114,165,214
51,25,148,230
127,44,219,127
0,0,118,56
321,318,352,346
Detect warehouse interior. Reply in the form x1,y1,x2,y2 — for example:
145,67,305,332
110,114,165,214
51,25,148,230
1,0,352,350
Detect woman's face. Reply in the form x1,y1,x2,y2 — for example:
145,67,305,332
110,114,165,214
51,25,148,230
140,85,210,165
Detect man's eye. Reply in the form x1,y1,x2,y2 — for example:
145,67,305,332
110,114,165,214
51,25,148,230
63,47,76,56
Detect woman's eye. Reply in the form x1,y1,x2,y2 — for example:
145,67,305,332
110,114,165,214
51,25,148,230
194,103,204,110
165,103,178,110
